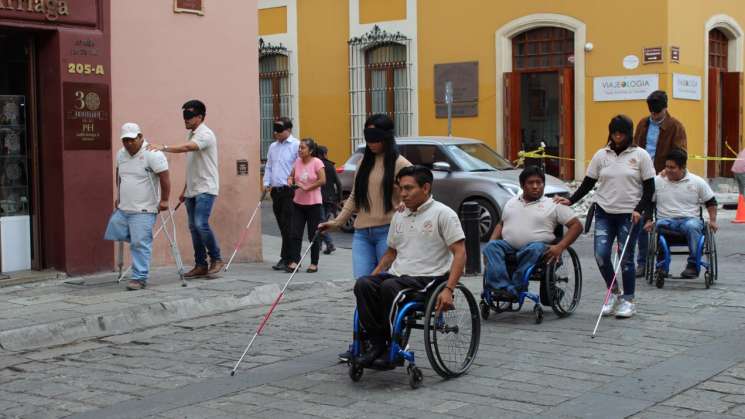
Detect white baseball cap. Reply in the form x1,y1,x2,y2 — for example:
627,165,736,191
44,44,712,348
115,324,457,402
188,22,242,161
120,122,142,139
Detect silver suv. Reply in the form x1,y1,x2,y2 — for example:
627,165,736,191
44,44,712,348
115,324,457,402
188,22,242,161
338,136,570,241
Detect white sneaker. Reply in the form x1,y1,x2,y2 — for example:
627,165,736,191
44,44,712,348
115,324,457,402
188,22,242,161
615,299,636,318
601,293,621,316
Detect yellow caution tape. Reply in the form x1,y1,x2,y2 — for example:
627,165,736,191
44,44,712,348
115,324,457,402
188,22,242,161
514,146,744,166
726,143,739,157
689,154,741,161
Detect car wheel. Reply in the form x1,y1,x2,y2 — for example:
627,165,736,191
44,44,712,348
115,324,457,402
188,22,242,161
461,198,499,242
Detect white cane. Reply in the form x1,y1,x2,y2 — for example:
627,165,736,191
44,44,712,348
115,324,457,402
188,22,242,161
224,190,268,272
146,170,187,287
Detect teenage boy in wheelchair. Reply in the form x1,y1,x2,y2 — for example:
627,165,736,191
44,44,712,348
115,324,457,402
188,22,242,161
483,166,582,302
353,165,466,367
643,148,718,278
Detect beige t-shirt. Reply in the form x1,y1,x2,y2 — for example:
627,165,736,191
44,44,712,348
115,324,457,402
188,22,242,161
387,197,465,277
117,140,169,214
654,172,714,219
586,146,655,214
501,195,577,249
185,123,219,197
334,154,411,229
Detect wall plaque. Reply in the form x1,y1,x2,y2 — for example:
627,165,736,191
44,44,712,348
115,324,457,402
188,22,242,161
236,159,248,176
671,46,680,63
643,47,663,64
593,74,659,102
174,0,204,15
63,82,111,150
434,61,478,118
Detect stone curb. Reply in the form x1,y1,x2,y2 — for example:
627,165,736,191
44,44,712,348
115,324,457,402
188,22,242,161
0,279,350,353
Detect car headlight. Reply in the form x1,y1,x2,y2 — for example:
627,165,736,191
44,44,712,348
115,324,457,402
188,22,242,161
498,182,522,197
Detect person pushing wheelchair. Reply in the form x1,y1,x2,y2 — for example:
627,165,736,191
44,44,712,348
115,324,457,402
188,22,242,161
353,165,466,367
483,166,583,301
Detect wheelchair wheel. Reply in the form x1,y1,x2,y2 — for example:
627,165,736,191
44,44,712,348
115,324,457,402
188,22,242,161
544,247,582,317
423,282,480,379
645,230,657,285
704,226,718,285
479,300,490,320
349,362,363,382
407,365,423,389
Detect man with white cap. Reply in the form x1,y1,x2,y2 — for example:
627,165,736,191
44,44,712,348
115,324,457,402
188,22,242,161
104,123,170,290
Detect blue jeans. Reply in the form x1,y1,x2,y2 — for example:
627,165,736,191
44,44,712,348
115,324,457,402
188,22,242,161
352,225,390,279
185,193,221,268
483,240,546,296
594,207,640,300
104,210,156,282
656,217,704,266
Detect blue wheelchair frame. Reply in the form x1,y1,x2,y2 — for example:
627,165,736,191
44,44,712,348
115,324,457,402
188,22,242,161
481,261,546,322
654,231,707,275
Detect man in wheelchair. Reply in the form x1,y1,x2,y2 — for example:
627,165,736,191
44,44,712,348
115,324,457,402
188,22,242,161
643,148,718,278
354,165,466,367
483,166,582,301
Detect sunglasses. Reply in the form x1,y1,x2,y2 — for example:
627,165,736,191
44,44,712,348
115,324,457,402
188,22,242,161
273,123,286,133
183,109,200,120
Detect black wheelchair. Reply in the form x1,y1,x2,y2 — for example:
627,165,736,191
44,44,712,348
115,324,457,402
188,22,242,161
348,281,481,389
644,210,718,289
480,226,582,324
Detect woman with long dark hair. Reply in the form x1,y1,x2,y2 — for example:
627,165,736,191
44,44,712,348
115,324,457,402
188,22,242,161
555,115,655,319
318,114,410,361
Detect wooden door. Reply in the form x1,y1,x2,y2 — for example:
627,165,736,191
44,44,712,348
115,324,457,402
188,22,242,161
722,72,742,176
559,67,575,180
708,69,721,177
503,72,521,162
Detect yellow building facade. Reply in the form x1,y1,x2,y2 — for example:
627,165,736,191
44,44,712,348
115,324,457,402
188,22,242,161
258,0,745,180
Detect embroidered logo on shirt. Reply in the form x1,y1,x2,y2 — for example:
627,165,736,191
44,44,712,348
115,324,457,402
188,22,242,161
628,158,638,167
423,220,434,233
395,223,404,234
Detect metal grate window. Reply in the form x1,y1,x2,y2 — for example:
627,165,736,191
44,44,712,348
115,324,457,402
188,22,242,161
709,28,728,70
349,26,413,151
259,39,293,161
512,27,574,70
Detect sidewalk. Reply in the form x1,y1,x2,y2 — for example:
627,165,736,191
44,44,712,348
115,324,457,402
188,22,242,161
0,235,354,353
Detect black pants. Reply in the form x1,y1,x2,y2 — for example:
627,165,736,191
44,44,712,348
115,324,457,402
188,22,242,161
354,274,445,345
271,187,295,262
289,203,322,265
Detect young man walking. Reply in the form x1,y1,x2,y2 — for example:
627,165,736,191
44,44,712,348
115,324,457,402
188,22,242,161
263,117,299,271
105,123,170,290
149,100,222,278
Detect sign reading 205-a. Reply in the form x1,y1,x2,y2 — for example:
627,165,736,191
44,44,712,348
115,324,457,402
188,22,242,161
67,62,105,76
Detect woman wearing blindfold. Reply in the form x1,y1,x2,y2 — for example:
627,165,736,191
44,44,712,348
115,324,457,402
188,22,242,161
317,114,411,362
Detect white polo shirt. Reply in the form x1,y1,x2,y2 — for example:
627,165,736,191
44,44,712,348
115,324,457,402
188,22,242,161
117,140,169,213
185,123,219,197
654,172,714,219
387,197,465,277
586,146,656,214
501,195,577,249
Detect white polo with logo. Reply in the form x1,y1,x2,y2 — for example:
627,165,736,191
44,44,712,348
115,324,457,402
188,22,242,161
185,123,219,197
586,146,656,214
387,197,465,277
654,172,714,219
501,195,577,249
117,140,169,213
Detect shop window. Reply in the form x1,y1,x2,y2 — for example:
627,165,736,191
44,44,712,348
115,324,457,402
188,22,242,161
259,40,292,161
349,26,413,150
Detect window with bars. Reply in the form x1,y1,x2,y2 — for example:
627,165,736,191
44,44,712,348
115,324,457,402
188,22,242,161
709,28,728,70
349,26,413,151
259,42,292,161
512,27,574,70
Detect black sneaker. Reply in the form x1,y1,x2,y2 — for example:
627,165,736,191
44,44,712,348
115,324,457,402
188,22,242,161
358,343,387,367
272,259,287,271
323,244,336,255
680,264,699,278
338,350,352,363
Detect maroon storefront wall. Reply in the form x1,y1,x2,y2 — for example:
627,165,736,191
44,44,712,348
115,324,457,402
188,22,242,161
1,0,113,274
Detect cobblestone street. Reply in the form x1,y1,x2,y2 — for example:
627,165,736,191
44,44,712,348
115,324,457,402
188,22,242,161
0,212,743,418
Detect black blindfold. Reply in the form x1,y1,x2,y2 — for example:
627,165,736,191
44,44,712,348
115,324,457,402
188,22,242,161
273,123,286,133
183,109,199,120
363,127,388,143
